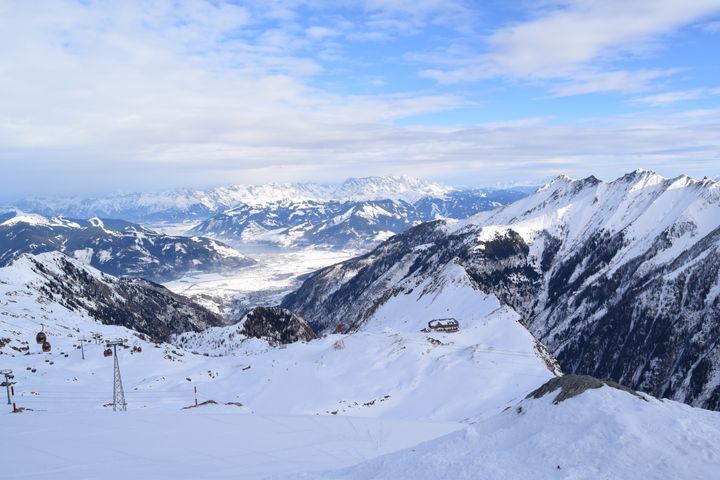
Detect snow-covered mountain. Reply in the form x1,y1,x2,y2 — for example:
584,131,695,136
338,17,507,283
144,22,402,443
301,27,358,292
2,201,719,478
282,170,720,410
0,211,254,281
11,176,456,223
0,252,225,343
190,199,421,248
191,189,528,249
1,252,559,420
0,251,567,477
331,176,453,202
296,375,720,480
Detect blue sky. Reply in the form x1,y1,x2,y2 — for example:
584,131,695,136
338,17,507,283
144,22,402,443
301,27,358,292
1,0,720,199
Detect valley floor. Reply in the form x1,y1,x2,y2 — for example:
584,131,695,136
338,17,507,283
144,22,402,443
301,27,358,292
163,247,360,316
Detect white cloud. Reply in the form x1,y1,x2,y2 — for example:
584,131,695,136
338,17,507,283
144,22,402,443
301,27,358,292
0,1,474,197
551,69,679,96
423,0,720,94
362,0,477,34
306,26,340,39
633,88,720,105
1,0,719,199
701,20,720,31
487,0,720,76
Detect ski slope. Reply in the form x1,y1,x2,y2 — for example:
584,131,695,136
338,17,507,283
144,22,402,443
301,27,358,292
5,412,460,480
1,251,556,479
292,380,720,480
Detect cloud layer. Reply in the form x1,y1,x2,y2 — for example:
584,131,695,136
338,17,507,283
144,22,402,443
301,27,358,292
1,0,719,199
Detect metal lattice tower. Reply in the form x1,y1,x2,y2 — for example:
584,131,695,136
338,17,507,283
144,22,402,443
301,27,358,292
107,340,127,412
1,370,14,405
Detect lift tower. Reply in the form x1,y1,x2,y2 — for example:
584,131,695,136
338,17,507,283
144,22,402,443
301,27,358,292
1,370,14,405
106,339,127,412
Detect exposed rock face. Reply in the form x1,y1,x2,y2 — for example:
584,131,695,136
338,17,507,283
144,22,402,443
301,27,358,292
241,306,316,346
282,171,720,410
10,252,225,342
282,221,447,333
526,374,644,404
0,212,254,282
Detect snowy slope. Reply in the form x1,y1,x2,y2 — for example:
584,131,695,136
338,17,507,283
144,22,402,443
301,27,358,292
283,170,720,410
0,296,463,479
5,413,461,480
173,263,558,421
1,252,556,420
292,376,720,480
0,249,561,479
0,252,225,343
0,211,254,281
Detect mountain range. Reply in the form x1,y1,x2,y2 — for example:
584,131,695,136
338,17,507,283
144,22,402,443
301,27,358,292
8,176,532,250
1,170,719,477
0,211,254,282
191,189,529,249
9,176,461,223
282,170,720,410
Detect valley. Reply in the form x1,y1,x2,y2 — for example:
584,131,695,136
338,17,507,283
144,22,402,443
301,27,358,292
7,3,720,477
2,172,719,479
162,247,361,318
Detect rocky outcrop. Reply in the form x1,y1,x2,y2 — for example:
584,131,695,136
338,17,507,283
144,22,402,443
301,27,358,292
526,374,644,404
241,306,316,346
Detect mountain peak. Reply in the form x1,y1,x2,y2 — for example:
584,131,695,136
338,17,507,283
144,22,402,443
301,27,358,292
537,174,574,192
336,176,453,202
620,168,662,182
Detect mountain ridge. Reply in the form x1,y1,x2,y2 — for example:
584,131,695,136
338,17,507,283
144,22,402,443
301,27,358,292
9,176,459,223
0,251,226,342
191,189,529,249
0,211,254,281
281,170,720,410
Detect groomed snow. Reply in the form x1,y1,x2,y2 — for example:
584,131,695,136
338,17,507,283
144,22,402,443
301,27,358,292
288,384,720,480
2,251,557,479
5,412,461,480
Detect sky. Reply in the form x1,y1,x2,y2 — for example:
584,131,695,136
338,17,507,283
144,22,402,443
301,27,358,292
1,0,720,199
